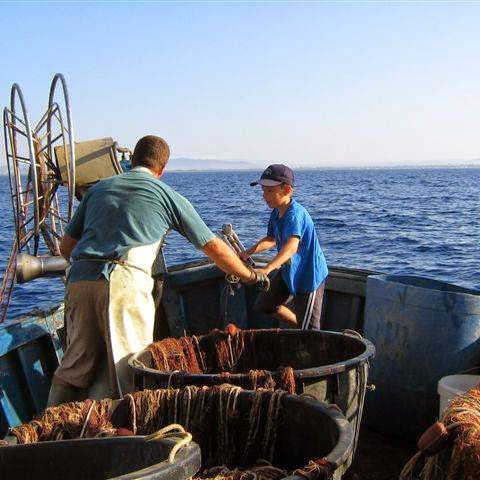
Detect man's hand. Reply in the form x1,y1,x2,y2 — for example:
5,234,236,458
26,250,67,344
243,268,270,292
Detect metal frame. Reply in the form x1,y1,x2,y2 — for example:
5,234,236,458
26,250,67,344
47,73,75,219
2,74,76,256
3,84,38,254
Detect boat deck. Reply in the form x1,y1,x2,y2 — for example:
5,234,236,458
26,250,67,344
345,426,416,480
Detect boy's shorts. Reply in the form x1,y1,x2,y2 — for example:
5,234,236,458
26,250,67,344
253,270,325,330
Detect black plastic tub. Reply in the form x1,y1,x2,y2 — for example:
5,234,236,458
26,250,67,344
129,329,374,456
111,388,353,480
0,436,201,480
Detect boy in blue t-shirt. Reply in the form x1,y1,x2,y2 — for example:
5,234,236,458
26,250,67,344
241,164,328,330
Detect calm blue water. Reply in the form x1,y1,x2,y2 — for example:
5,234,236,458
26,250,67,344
1,168,479,319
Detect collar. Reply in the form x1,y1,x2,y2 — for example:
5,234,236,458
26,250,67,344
132,166,156,177
276,198,295,219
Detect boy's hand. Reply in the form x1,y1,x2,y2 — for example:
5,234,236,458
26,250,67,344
255,267,271,276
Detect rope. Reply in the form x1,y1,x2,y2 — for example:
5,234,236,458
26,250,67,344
131,357,148,369
73,257,150,276
145,424,193,463
0,237,18,323
399,451,424,480
342,329,363,339
79,401,96,438
192,335,207,372
125,393,137,434
167,370,180,390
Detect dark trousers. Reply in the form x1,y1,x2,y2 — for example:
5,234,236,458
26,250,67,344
253,271,325,330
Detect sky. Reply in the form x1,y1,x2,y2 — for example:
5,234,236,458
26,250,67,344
1,1,480,169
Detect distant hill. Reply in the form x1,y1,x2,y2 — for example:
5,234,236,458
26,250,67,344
0,157,261,175
1,157,479,175
167,158,260,171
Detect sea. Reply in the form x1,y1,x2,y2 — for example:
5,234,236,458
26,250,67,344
1,167,479,320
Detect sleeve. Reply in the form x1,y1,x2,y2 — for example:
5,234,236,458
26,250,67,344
281,211,302,241
65,193,89,239
169,192,217,249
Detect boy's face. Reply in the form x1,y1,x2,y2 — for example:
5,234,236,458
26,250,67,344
261,184,292,208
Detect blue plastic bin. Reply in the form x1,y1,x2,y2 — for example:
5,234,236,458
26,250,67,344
363,274,480,439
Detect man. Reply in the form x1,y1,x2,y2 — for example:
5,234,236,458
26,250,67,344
47,135,268,406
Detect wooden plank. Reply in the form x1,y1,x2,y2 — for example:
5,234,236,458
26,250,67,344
0,353,32,434
0,306,64,359
168,263,223,288
17,336,58,414
0,317,52,357
161,280,189,338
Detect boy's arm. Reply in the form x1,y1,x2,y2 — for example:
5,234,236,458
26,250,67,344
239,236,276,260
257,236,300,275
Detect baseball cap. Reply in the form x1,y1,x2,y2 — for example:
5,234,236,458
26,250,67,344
250,164,295,187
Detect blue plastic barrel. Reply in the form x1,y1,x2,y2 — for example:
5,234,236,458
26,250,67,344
363,274,480,439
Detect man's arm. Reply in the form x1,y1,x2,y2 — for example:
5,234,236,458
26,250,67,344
59,235,78,261
239,236,276,261
257,236,300,275
202,238,253,281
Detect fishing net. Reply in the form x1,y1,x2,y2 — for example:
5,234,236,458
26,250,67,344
10,398,116,443
6,385,335,480
400,384,480,480
147,328,297,393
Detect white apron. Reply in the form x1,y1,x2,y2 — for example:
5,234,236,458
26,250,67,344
107,241,160,396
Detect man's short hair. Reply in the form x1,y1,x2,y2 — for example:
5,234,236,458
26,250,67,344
132,135,170,172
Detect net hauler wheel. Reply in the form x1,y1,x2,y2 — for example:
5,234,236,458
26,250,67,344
3,74,76,256
47,73,75,219
3,84,39,254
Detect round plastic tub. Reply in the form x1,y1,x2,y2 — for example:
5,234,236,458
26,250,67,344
129,329,374,456
363,274,480,438
111,387,354,480
438,374,480,416
0,436,201,479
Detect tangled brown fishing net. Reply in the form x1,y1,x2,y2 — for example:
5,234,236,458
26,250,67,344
400,384,480,480
7,385,335,480
10,398,116,443
122,385,334,480
147,328,297,393
123,385,285,467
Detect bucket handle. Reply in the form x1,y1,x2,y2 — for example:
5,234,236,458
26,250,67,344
145,424,193,463
342,329,363,340
131,357,148,369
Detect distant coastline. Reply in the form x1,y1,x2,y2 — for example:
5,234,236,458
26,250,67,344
1,159,479,175
163,163,480,173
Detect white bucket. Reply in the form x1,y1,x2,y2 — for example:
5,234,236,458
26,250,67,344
437,374,480,417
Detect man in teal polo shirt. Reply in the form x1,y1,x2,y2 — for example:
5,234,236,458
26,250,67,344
47,135,268,406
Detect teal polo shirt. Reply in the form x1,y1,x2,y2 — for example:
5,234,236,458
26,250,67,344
66,168,216,282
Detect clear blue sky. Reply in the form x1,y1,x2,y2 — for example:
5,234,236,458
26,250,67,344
1,1,479,167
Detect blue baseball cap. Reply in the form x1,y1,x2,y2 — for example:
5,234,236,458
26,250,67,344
250,164,294,187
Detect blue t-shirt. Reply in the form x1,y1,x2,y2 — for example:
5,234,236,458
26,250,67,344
66,168,216,282
267,199,328,294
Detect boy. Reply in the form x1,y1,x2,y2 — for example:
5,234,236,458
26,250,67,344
242,164,328,330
